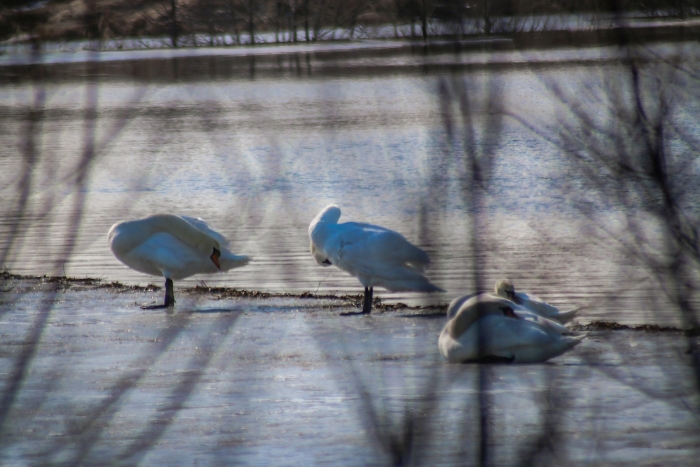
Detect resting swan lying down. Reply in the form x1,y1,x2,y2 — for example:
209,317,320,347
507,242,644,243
108,214,250,308
493,279,580,324
439,294,583,363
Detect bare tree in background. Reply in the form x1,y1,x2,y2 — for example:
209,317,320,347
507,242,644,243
511,22,700,347
0,51,253,464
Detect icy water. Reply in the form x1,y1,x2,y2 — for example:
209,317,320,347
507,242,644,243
1,40,699,325
1,39,700,466
0,276,698,466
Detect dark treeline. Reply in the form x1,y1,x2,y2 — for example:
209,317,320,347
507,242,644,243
2,0,700,46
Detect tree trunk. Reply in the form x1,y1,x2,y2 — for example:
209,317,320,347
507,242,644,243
169,0,179,47
292,0,297,42
248,0,255,44
420,0,428,41
304,0,310,41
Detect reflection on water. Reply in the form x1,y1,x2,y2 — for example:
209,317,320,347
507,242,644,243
1,43,699,325
0,287,697,465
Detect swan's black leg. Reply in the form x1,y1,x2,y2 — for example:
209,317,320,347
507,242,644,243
340,286,374,316
164,278,175,307
361,287,373,314
141,278,175,309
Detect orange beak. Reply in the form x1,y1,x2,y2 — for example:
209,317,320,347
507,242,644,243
210,248,221,271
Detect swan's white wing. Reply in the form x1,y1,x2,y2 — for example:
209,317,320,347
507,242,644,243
516,292,578,323
512,307,570,335
479,316,582,363
480,315,557,349
334,222,429,266
122,232,217,279
181,216,230,248
327,222,439,291
446,293,479,318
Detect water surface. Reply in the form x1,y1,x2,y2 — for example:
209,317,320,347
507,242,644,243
1,40,698,325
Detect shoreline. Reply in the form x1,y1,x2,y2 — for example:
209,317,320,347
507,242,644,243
2,270,697,334
1,21,699,68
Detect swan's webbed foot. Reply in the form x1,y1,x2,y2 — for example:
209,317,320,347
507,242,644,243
141,278,175,309
340,309,370,316
140,302,173,310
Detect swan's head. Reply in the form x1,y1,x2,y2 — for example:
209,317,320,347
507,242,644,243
308,205,341,237
494,279,515,301
310,242,332,267
210,247,222,271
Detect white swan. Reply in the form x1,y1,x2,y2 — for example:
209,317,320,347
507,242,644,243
439,294,584,363
446,292,572,335
309,205,442,314
108,214,250,308
494,279,580,324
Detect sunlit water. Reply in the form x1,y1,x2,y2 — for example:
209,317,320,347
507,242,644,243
0,283,697,466
1,40,699,325
1,41,700,466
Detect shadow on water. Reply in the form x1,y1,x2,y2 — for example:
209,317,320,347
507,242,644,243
188,307,245,314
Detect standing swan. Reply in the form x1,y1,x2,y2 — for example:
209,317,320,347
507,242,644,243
108,214,250,308
494,279,580,324
439,294,584,363
309,205,442,315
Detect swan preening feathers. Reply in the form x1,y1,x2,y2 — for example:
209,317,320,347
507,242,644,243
439,294,583,364
308,205,442,314
493,279,580,324
108,214,250,308
107,210,583,363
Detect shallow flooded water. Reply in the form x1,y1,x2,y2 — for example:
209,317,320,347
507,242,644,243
0,277,698,466
1,40,699,327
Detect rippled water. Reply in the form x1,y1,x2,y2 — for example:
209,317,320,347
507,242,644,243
1,41,699,324
1,41,700,467
0,281,697,466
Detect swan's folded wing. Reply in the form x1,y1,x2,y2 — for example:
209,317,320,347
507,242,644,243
481,316,559,351
517,292,561,316
130,232,205,277
181,215,231,248
320,224,436,290
341,223,430,267
513,309,570,335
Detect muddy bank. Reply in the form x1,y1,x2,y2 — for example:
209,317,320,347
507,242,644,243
0,270,445,315
4,271,700,331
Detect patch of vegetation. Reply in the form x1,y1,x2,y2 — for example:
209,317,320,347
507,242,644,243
571,320,699,335
2,0,699,45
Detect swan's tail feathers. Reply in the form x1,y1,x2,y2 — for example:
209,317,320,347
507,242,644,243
423,283,445,293
220,254,251,272
557,334,585,355
552,307,581,324
401,247,431,269
406,282,443,293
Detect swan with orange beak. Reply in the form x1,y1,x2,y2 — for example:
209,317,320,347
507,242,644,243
108,214,250,308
